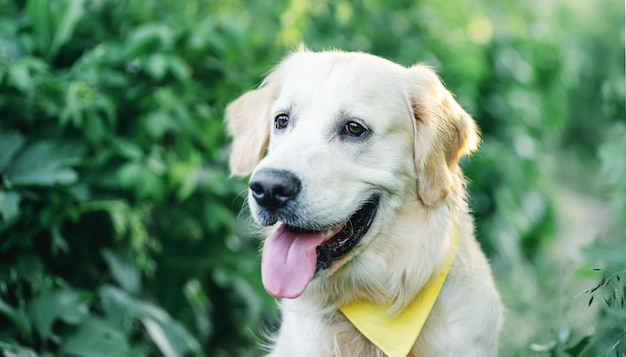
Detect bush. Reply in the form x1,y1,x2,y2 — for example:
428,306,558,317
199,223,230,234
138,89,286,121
0,0,275,355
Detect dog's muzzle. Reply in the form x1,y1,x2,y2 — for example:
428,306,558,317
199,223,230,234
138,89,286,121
249,169,380,299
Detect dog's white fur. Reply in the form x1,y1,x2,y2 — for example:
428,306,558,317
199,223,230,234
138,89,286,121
226,49,502,356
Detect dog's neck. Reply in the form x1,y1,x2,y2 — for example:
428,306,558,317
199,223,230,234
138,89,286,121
338,222,458,357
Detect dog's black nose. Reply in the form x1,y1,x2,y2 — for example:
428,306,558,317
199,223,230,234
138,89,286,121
249,170,301,210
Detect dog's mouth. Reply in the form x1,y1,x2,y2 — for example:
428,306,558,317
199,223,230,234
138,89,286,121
261,195,379,299
314,196,379,271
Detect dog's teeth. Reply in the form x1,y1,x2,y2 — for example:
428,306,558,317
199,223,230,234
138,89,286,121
325,229,334,238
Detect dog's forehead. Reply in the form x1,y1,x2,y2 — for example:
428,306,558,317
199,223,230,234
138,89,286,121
274,52,409,108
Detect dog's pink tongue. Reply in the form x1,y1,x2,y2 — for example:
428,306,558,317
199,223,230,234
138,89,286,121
261,224,327,299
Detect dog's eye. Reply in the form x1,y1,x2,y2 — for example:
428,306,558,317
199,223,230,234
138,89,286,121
274,114,289,130
343,121,368,138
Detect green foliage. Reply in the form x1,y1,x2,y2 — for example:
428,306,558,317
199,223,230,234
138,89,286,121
529,329,593,357
1,0,274,354
0,0,623,355
578,123,626,357
580,268,626,356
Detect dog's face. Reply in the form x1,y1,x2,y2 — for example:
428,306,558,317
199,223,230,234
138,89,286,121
226,50,478,300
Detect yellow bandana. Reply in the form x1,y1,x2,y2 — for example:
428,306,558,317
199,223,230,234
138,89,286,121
339,226,458,357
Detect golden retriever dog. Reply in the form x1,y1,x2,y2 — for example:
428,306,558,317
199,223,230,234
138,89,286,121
226,49,502,356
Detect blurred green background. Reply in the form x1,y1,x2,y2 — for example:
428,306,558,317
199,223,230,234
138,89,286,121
0,0,624,355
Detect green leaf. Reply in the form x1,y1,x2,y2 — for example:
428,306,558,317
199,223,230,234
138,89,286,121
109,203,130,237
117,161,164,200
84,115,105,143
7,60,35,93
176,167,199,202
144,111,173,139
24,0,52,58
0,299,32,342
15,254,44,284
80,316,127,340
167,55,190,81
102,249,141,294
142,315,203,357
49,0,85,59
142,317,178,357
29,289,88,339
183,279,212,338
61,326,141,357
0,190,21,221
110,137,143,161
60,81,88,127
99,285,144,324
7,141,85,186
117,161,143,187
51,225,69,254
126,24,175,55
0,130,25,172
97,286,202,357
24,0,84,60
564,335,592,356
145,53,168,80
0,341,38,357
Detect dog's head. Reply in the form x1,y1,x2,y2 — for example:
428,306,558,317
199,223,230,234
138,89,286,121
226,50,479,300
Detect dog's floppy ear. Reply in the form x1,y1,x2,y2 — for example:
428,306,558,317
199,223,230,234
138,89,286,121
225,81,279,176
409,64,480,207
